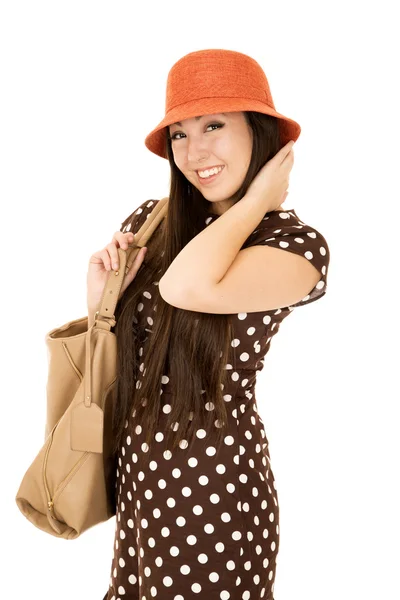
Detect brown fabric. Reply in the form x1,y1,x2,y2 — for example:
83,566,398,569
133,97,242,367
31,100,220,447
241,207,330,308
103,201,330,599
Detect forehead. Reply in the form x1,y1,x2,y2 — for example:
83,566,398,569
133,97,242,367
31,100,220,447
170,113,228,127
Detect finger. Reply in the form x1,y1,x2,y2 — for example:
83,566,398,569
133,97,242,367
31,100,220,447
115,243,146,275
90,249,112,271
104,244,118,271
282,148,295,167
105,243,120,271
103,249,114,271
283,141,295,157
277,144,293,167
124,232,135,244
112,231,135,248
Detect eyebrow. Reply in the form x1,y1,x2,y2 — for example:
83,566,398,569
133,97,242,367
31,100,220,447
171,113,227,127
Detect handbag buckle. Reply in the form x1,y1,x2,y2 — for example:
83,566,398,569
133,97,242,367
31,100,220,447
94,311,116,328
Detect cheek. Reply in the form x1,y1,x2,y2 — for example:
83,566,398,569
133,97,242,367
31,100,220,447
212,137,230,158
213,134,247,166
172,152,184,172
172,147,187,170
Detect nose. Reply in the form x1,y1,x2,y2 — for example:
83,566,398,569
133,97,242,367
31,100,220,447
186,135,210,165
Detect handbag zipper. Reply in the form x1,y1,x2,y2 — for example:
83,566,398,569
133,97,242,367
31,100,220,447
42,433,57,519
42,430,90,521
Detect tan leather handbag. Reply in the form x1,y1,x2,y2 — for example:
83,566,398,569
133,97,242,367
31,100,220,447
15,197,169,539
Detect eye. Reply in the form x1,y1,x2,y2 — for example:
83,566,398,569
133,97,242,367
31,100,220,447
170,122,224,141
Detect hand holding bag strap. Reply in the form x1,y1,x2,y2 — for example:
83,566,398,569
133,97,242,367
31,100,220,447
95,196,169,325
84,197,169,416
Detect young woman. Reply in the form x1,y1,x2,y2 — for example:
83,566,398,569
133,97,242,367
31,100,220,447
91,49,330,600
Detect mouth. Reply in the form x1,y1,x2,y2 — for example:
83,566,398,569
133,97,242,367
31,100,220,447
196,166,225,185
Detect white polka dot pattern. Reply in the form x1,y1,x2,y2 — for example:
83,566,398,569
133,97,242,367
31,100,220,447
243,208,330,309
103,201,329,599
120,198,159,238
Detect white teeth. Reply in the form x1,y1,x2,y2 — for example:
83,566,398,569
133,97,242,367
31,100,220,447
198,166,223,178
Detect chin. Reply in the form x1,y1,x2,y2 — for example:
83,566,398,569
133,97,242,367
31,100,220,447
202,187,233,200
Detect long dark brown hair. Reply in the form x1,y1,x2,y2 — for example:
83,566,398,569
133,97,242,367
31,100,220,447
111,111,281,463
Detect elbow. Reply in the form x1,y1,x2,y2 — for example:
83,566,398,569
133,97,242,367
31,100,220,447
158,276,188,308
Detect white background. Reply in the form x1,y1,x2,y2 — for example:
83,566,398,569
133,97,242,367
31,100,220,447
1,1,399,598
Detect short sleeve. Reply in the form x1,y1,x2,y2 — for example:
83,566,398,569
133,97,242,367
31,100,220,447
244,208,330,309
120,199,160,235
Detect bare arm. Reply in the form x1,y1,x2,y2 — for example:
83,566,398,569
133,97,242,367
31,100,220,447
159,193,272,294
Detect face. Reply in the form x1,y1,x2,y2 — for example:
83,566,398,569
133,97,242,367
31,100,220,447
168,111,253,215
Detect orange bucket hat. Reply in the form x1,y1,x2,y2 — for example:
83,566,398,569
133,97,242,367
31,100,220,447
144,48,301,160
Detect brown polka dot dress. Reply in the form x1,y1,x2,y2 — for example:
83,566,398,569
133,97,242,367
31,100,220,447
103,200,330,600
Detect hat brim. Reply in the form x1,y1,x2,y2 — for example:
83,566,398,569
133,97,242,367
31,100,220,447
144,97,301,159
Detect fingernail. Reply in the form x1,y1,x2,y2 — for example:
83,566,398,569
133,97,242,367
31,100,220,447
113,262,118,270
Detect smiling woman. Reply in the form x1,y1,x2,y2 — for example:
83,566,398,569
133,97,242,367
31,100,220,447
168,111,254,215
101,49,329,600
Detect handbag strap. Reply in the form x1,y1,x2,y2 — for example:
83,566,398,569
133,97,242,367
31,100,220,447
84,196,169,415
94,196,169,328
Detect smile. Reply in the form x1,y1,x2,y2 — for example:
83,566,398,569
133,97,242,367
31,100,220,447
196,166,225,185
